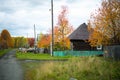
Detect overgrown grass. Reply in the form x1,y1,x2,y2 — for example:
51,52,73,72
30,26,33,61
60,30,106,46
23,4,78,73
24,57,120,80
0,49,11,57
16,52,71,60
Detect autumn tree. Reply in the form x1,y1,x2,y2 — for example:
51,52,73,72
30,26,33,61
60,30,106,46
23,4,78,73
37,34,51,48
28,38,34,47
88,0,120,46
54,6,73,50
13,37,28,48
0,29,14,49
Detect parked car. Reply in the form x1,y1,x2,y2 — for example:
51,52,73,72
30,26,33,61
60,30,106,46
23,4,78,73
27,48,35,52
18,48,27,53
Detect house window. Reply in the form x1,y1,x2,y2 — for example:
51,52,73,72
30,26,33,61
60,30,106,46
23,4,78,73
97,45,102,50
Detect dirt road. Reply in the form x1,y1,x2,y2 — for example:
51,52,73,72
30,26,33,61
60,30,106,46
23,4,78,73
0,50,23,80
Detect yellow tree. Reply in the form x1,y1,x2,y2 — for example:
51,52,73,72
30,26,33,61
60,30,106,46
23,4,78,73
0,29,14,49
88,0,120,46
13,37,28,48
54,6,73,50
37,34,51,48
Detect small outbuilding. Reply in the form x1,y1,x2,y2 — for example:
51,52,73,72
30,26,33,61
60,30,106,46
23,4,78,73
68,23,93,51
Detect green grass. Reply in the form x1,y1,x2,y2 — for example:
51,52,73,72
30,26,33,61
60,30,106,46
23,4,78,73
0,49,11,57
16,52,71,60
23,57,120,80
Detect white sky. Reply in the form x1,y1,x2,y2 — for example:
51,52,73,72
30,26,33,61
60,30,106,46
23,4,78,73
0,0,101,37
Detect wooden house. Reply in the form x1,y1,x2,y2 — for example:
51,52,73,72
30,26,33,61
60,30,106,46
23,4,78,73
68,23,92,51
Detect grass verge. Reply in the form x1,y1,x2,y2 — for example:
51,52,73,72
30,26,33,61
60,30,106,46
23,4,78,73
16,52,71,60
23,57,120,80
0,49,11,57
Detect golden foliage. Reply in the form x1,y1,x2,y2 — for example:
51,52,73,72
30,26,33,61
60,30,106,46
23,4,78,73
0,29,14,49
88,0,120,46
37,34,51,48
54,6,73,50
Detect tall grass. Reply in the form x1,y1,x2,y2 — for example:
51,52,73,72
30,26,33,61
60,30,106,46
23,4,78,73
24,57,120,80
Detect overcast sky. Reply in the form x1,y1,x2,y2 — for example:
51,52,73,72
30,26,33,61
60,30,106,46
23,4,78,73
0,0,101,37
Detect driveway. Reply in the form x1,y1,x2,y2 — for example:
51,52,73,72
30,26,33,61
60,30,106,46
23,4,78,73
0,50,23,80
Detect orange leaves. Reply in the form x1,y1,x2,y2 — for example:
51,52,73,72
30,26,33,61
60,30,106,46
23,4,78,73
88,0,120,46
58,6,68,27
54,6,73,50
54,26,60,43
37,6,73,50
0,29,14,49
89,30,102,46
64,38,71,49
37,34,51,48
58,6,73,37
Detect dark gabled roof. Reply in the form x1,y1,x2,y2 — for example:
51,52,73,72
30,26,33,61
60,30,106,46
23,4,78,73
68,23,89,40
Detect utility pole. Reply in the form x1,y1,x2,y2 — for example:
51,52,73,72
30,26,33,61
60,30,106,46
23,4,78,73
34,24,37,53
51,0,54,56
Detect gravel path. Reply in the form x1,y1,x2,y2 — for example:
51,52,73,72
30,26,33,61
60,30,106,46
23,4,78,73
0,50,23,80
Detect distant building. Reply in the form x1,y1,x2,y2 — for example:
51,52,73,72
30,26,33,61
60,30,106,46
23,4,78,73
68,23,94,51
